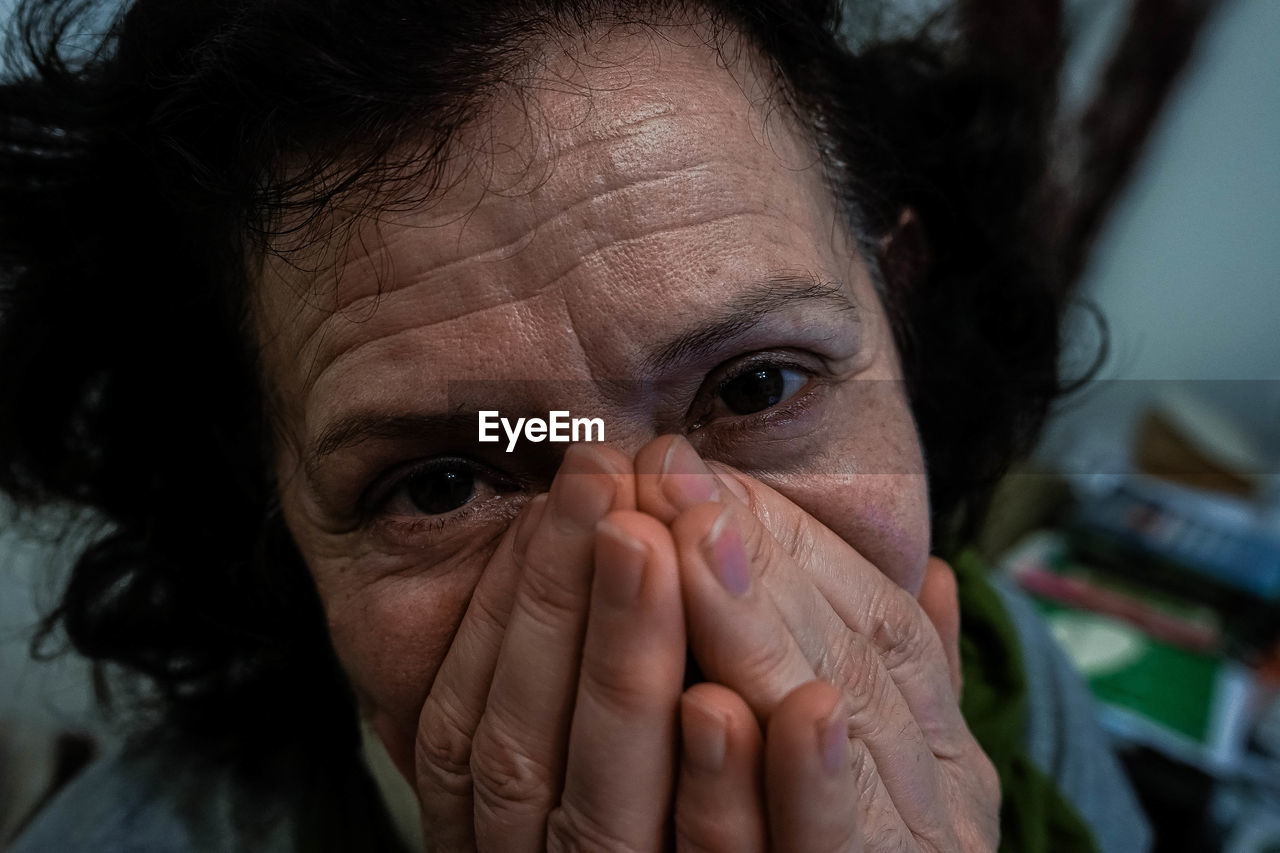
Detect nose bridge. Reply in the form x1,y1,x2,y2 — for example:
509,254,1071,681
450,374,665,451
555,375,681,458
584,419,663,459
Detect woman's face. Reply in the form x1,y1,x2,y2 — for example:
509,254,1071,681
256,27,929,774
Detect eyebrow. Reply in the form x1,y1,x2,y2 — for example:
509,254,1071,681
306,409,476,481
304,273,858,475
641,273,859,374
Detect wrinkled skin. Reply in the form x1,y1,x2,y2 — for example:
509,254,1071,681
258,21,999,852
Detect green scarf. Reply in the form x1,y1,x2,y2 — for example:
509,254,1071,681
954,551,1100,853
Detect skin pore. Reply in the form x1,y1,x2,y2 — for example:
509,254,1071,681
254,19,995,851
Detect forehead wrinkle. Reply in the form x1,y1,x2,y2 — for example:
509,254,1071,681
380,105,754,271
275,33,788,323
298,203,765,403
274,40,809,312
326,161,718,320
291,144,780,388
273,108,723,298
281,133,760,381
262,25,833,423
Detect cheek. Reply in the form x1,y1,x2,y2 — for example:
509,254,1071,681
768,392,931,595
279,486,501,734
303,553,484,782
322,571,477,726
797,473,931,594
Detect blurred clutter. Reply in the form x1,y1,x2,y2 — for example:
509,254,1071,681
987,385,1280,852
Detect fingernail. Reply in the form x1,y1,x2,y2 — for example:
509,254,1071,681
680,693,727,774
513,494,549,559
595,520,647,607
548,446,616,529
709,465,750,504
818,703,848,777
701,508,750,597
660,436,719,509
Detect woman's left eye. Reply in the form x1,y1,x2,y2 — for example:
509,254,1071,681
714,364,811,417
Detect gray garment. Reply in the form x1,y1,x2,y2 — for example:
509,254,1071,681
13,583,1152,852
8,747,290,853
991,574,1154,853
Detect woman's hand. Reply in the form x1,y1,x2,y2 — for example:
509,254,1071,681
407,437,997,852
639,436,1000,852
412,444,688,852
675,679,877,851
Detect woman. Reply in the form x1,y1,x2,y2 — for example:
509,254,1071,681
1,0,1152,850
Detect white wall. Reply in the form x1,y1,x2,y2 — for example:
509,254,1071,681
1040,0,1280,471
1080,0,1280,381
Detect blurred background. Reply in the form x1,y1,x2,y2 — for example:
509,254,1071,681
974,2,1280,851
1,0,1278,850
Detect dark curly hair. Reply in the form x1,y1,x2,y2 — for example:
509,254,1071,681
0,0,1082,845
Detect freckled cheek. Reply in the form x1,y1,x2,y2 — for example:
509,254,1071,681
317,568,480,736
783,473,931,595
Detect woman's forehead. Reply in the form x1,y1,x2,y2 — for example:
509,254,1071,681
254,24,858,433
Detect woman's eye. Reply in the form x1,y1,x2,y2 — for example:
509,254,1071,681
717,365,810,416
402,462,476,515
362,456,520,532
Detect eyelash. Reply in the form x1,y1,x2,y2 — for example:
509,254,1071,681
359,457,520,531
362,352,824,531
687,352,822,432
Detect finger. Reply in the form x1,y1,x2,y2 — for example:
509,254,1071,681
469,444,634,853
765,681,863,853
656,440,990,847
672,497,951,842
657,437,967,746
917,557,962,698
674,684,766,853
634,433,731,524
550,512,685,850
415,495,546,851
669,500,818,715
767,683,923,852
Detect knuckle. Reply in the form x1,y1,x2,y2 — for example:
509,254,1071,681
867,829,915,853
581,655,661,717
732,630,798,689
861,811,912,853
516,561,588,628
469,719,556,815
940,750,1001,852
822,636,884,721
846,744,918,853
416,690,476,798
869,588,934,674
734,507,772,568
776,505,818,567
956,808,1001,853
972,748,1002,808
674,811,739,853
466,586,511,635
862,826,902,853
848,739,882,803
545,804,640,853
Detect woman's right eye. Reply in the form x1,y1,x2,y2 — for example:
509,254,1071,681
402,462,476,515
369,457,497,519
